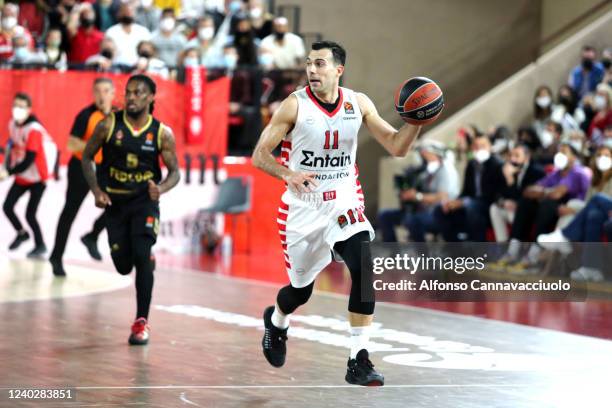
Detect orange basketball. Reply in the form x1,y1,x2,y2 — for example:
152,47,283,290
394,77,444,125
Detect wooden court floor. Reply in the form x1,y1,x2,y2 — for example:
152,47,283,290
1,256,611,407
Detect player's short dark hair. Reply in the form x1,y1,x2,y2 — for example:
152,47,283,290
311,40,346,66
582,45,596,53
127,74,157,95
14,92,32,107
94,77,114,87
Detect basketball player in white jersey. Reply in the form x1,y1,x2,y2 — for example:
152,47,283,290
253,41,422,386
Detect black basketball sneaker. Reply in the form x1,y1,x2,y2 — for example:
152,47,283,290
262,306,288,367
345,349,385,386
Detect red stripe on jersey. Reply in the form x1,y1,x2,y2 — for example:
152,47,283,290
305,86,344,118
279,202,289,211
285,261,292,269
277,223,286,231
278,211,288,221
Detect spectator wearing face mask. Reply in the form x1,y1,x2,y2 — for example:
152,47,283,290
538,145,612,282
38,28,68,69
378,140,459,243
2,93,57,258
85,37,119,72
568,45,605,99
93,0,120,32
0,3,35,61
104,3,151,66
230,17,259,66
68,3,104,64
588,83,612,142
248,0,273,40
533,120,562,166
151,8,186,69
554,143,612,228
489,144,545,242
550,85,581,132
434,135,505,242
135,0,162,33
499,143,591,272
8,34,44,65
259,17,305,70
532,85,554,139
133,40,169,79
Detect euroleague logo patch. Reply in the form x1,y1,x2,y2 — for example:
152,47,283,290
344,101,354,115
338,215,348,229
145,132,154,144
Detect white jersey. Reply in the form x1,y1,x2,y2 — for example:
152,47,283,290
277,86,374,288
281,86,364,205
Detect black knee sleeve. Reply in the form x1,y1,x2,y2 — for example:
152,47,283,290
334,231,375,315
276,282,314,315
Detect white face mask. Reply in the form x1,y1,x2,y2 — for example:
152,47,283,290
198,27,214,40
473,149,490,163
160,17,175,32
12,106,29,123
540,130,554,148
426,160,441,174
594,95,607,111
596,155,612,172
554,152,569,170
141,0,153,8
249,7,263,18
2,16,17,31
535,95,552,108
224,53,238,70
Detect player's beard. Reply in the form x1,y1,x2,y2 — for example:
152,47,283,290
126,107,147,119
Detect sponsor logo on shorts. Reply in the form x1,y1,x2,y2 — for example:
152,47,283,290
323,190,336,201
338,215,348,229
344,101,354,114
296,268,306,276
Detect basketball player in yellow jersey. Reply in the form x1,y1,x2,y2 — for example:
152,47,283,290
253,41,422,386
82,75,180,345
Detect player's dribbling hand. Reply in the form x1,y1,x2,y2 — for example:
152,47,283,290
148,180,161,201
94,189,112,208
283,171,319,194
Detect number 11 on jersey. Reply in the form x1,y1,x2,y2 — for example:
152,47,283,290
324,130,339,150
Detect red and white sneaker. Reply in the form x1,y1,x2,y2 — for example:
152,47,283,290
128,317,150,345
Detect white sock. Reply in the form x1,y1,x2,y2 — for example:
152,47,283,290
526,244,541,264
271,307,290,329
349,326,370,359
507,239,521,260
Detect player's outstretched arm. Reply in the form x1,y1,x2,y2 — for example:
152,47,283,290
357,92,422,157
252,95,318,193
158,126,180,195
82,115,112,207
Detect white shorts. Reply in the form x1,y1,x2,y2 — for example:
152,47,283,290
277,188,375,288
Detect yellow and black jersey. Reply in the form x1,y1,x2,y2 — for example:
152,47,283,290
98,110,164,199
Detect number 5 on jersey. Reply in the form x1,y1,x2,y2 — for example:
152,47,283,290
324,130,339,150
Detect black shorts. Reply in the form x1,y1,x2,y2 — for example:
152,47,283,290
105,195,160,249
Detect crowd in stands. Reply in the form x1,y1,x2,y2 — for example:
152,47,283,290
0,0,307,154
379,44,612,282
